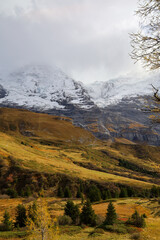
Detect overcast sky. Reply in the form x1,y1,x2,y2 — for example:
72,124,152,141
0,0,146,83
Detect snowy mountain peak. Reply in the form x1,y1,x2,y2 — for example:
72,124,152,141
0,64,94,110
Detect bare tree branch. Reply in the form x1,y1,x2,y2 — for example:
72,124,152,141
130,0,160,70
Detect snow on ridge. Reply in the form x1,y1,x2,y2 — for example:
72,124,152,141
0,64,93,110
0,64,159,110
86,74,160,107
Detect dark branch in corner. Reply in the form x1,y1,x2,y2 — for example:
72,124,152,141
151,84,160,102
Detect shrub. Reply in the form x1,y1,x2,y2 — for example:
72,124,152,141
130,233,141,240
6,188,18,198
103,224,127,234
95,214,105,225
89,228,105,236
0,194,10,199
58,215,72,225
0,223,6,231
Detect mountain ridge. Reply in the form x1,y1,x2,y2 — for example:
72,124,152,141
0,64,160,145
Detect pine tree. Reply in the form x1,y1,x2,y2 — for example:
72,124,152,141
15,204,27,228
127,210,146,228
76,187,82,198
2,210,13,231
64,187,72,198
104,202,117,225
81,194,84,204
57,187,64,198
80,200,96,226
64,200,80,224
101,190,108,200
120,188,128,198
114,191,119,199
80,182,84,193
87,185,101,202
107,190,112,199
151,186,160,198
24,186,32,197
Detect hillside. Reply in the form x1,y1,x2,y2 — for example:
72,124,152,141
0,108,160,200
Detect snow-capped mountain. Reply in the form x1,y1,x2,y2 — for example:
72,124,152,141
87,74,160,107
0,65,94,111
0,64,160,145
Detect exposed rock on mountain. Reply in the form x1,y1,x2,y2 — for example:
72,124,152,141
0,65,160,145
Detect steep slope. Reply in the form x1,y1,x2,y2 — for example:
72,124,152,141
0,108,160,192
0,65,94,111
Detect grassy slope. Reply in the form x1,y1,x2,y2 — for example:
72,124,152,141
0,108,160,188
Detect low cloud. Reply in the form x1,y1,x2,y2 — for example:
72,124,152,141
0,0,143,83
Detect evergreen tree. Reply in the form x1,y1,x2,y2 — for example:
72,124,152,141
15,204,27,228
104,202,117,225
87,185,101,202
127,187,136,197
2,210,13,231
81,194,84,204
101,190,108,200
127,210,146,228
57,187,64,198
151,186,160,198
64,187,72,198
80,182,84,193
145,189,151,198
76,187,82,198
107,190,112,199
24,186,32,197
120,188,128,198
113,191,119,198
80,200,96,226
64,200,80,224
